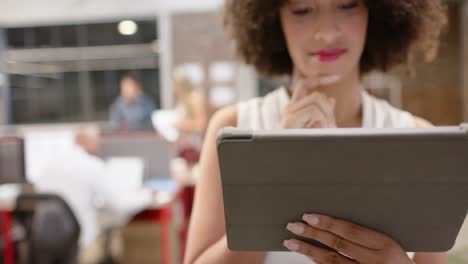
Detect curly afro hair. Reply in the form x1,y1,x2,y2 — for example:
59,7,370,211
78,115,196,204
223,0,447,77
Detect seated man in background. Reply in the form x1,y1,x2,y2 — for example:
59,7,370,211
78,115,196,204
110,73,156,130
36,126,153,264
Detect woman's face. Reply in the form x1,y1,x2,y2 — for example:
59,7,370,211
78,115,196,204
280,0,368,79
120,78,141,103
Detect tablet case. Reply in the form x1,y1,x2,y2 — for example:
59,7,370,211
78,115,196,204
217,126,468,252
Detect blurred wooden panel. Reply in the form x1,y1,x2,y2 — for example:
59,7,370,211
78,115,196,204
400,2,462,125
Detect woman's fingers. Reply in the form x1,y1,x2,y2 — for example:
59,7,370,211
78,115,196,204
290,92,331,113
290,74,341,105
290,58,322,103
289,92,323,113
283,239,357,264
291,78,320,103
285,64,340,129
295,104,327,128
302,214,390,250
286,222,379,262
285,215,414,264
311,94,336,127
290,93,336,128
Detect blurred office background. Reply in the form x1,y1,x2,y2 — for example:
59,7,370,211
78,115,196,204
1,0,468,263
0,1,468,127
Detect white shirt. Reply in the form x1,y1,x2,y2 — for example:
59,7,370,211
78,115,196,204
238,87,416,130
36,145,152,246
237,87,417,264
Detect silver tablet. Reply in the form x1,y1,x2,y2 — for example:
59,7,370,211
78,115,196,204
217,125,468,252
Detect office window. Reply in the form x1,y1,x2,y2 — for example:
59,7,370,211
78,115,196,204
60,25,79,47
35,27,52,48
7,28,26,49
5,19,160,124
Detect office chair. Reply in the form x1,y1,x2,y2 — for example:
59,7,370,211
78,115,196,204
14,193,80,264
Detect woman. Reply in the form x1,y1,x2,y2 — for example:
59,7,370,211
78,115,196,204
185,0,448,263
173,70,208,134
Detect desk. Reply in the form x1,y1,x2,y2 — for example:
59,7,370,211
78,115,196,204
1,188,180,264
0,167,196,264
177,185,195,260
127,175,195,264
128,188,181,264
0,187,19,264
1,210,14,264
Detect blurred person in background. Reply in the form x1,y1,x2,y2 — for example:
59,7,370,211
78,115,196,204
172,69,209,166
185,0,448,264
110,73,155,131
36,126,153,264
173,69,209,134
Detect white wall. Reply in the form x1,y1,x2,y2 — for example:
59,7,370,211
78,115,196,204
0,0,224,27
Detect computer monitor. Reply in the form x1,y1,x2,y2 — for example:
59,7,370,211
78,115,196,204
0,137,26,184
99,132,173,181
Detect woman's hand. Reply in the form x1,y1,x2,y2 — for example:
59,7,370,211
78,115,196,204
282,67,341,129
284,214,413,264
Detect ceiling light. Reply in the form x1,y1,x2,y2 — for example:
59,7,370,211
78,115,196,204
118,20,138,35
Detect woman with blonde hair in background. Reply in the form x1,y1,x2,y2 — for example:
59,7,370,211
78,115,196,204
173,68,208,135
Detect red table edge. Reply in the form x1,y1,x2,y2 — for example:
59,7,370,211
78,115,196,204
129,185,195,264
1,210,14,264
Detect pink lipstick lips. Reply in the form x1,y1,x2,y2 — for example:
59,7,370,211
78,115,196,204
311,48,346,63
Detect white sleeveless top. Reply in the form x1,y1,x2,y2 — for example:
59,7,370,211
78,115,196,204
236,87,417,264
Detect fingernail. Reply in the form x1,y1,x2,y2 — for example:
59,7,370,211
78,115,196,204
319,75,340,86
287,222,305,234
303,214,320,225
283,240,300,251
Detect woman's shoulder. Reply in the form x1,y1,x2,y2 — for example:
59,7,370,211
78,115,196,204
237,88,287,129
208,105,238,132
208,87,286,133
362,90,430,128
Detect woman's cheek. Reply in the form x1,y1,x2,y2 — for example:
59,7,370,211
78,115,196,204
344,14,368,52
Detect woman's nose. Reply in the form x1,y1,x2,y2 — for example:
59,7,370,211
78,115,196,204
313,14,341,44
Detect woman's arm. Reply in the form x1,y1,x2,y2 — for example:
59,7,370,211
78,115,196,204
184,106,265,264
